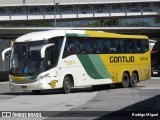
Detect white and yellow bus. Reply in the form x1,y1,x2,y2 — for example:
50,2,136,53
2,30,151,94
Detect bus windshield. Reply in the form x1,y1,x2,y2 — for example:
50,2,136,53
10,41,45,75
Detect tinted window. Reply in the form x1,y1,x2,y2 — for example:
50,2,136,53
46,37,64,69
141,40,149,53
120,39,130,53
45,46,55,69
63,37,148,58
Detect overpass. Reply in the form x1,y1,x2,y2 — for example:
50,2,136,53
0,0,159,22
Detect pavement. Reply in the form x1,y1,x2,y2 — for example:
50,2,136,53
0,78,160,120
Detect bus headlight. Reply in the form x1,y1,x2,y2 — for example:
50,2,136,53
35,73,49,81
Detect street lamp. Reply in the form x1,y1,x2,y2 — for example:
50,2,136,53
54,0,59,27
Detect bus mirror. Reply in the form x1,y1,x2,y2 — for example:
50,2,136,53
40,43,55,58
2,47,12,61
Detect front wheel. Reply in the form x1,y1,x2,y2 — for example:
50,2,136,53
130,72,138,87
62,76,72,94
121,73,130,88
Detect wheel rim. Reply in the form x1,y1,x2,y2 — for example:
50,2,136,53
65,80,71,91
123,75,129,86
132,76,136,84
131,74,137,85
63,76,72,94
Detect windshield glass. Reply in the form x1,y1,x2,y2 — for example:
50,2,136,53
10,41,45,75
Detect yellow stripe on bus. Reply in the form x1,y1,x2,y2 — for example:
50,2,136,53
10,75,25,81
85,31,148,39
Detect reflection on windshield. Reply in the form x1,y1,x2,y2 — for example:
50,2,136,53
10,41,45,75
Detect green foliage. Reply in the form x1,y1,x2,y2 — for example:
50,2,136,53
0,22,53,27
76,19,121,27
75,19,151,27
126,21,150,27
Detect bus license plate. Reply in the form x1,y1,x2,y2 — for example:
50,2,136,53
21,86,27,89
153,72,158,74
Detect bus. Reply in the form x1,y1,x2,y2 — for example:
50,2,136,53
149,39,156,51
2,30,151,94
150,39,160,76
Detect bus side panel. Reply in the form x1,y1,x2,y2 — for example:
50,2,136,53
139,64,151,81
59,55,92,87
60,54,114,87
99,53,151,83
59,52,150,87
135,52,151,81
77,54,113,85
117,64,131,83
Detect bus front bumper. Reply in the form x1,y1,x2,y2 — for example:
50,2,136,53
9,80,48,91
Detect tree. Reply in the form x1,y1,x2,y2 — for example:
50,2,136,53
126,21,150,27
0,21,53,27
75,19,121,27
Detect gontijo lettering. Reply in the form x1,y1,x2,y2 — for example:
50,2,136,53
110,56,134,63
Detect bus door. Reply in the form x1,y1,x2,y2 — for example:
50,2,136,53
45,46,60,89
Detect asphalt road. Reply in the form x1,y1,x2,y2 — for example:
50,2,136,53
0,78,160,120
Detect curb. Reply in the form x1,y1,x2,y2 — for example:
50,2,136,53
0,81,9,85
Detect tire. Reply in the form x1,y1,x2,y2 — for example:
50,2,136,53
130,72,138,87
32,90,41,95
121,72,130,88
62,76,72,94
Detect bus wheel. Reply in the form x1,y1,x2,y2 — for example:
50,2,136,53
62,76,72,94
130,72,138,87
32,90,41,95
121,73,130,88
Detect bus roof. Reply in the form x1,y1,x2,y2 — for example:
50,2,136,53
15,30,148,42
85,31,148,39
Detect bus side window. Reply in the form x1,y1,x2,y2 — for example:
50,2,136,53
63,37,77,57
92,44,99,53
110,40,117,53
117,40,122,53
123,40,130,53
69,46,75,54
97,39,103,53
130,40,142,53
63,39,69,57
130,41,135,53
103,40,109,53
132,40,141,53
91,39,99,54
136,40,142,53
82,38,91,53
74,39,79,53
79,42,85,53
119,40,124,53
141,40,149,52
45,46,55,70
